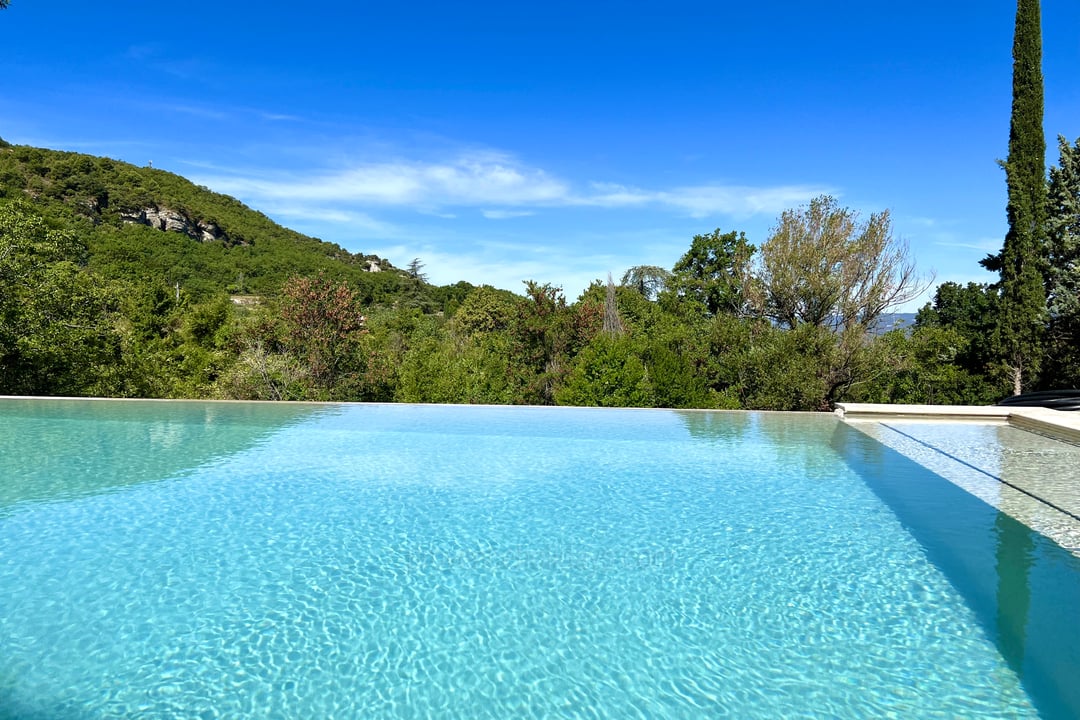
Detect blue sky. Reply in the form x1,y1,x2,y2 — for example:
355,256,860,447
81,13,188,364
2,1,1079,307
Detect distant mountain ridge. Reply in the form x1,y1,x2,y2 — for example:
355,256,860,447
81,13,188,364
873,312,917,334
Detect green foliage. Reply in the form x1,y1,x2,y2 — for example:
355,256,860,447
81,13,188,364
0,200,125,396
0,143,405,303
855,327,1006,405
431,280,477,315
620,265,671,301
643,314,722,408
502,282,575,404
451,285,520,336
279,274,368,397
752,196,920,332
397,329,517,405
1044,136,1080,387
5,136,1068,410
556,334,654,407
915,281,1001,382
665,229,755,317
735,323,834,411
984,0,1047,393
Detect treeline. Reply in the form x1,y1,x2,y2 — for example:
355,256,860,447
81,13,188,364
2,136,1078,409
0,195,1003,409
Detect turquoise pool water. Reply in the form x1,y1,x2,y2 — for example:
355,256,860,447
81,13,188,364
1,400,1078,718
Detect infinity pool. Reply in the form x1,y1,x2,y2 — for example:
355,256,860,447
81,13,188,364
1,399,1078,718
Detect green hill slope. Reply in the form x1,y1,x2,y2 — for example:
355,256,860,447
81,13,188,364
0,138,404,302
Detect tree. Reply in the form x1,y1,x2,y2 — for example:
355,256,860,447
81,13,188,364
915,281,1002,387
620,265,671,301
0,201,124,396
1046,136,1080,316
667,229,755,316
507,281,573,404
406,257,427,282
451,285,518,336
280,273,368,397
601,273,625,336
1043,136,1080,386
982,0,1047,395
555,333,653,408
752,196,923,332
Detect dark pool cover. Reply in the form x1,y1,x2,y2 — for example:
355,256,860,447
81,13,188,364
997,390,1080,411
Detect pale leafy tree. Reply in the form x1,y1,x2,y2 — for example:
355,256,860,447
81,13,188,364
620,265,671,301
751,195,925,332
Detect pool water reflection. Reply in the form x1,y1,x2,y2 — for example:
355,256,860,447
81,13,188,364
0,400,1077,718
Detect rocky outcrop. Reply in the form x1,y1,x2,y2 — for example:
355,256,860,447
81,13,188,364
121,206,234,244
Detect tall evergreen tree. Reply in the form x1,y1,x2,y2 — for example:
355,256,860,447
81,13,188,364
1042,136,1080,385
1046,136,1080,322
983,0,1047,394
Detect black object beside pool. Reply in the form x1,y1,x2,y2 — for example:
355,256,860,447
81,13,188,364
998,390,1080,411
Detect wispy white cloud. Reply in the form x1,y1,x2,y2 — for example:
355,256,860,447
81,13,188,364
142,102,231,121
199,151,569,207
372,242,622,301
266,206,400,234
482,209,536,219
933,237,1001,253
658,184,834,218
361,225,699,301
195,149,829,221
573,182,833,217
259,112,303,122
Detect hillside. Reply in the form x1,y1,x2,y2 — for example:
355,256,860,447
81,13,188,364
0,139,1016,408
0,138,406,303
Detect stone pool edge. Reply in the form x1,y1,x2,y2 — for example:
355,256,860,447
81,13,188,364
834,403,1080,446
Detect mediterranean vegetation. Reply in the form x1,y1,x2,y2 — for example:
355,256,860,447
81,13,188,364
1,134,1077,410
1,1,1076,410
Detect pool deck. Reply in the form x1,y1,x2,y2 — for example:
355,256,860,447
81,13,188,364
835,403,1080,446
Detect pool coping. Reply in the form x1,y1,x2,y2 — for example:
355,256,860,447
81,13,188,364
6,395,1080,445
834,403,1080,446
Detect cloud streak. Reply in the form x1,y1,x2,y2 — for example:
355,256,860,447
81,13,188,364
194,150,832,220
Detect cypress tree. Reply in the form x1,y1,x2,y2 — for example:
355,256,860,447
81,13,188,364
986,0,1048,395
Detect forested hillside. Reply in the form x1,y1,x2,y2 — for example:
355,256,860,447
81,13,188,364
1,137,1077,408
0,139,404,301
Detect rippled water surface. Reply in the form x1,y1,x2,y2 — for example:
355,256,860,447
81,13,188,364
2,400,1078,718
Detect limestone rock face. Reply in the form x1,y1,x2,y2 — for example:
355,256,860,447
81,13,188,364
121,206,234,244
144,207,187,233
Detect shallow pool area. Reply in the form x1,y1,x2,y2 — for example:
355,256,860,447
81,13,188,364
851,419,1080,556
1,399,1079,718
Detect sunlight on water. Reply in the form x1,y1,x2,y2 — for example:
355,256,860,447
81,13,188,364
1,401,1077,718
